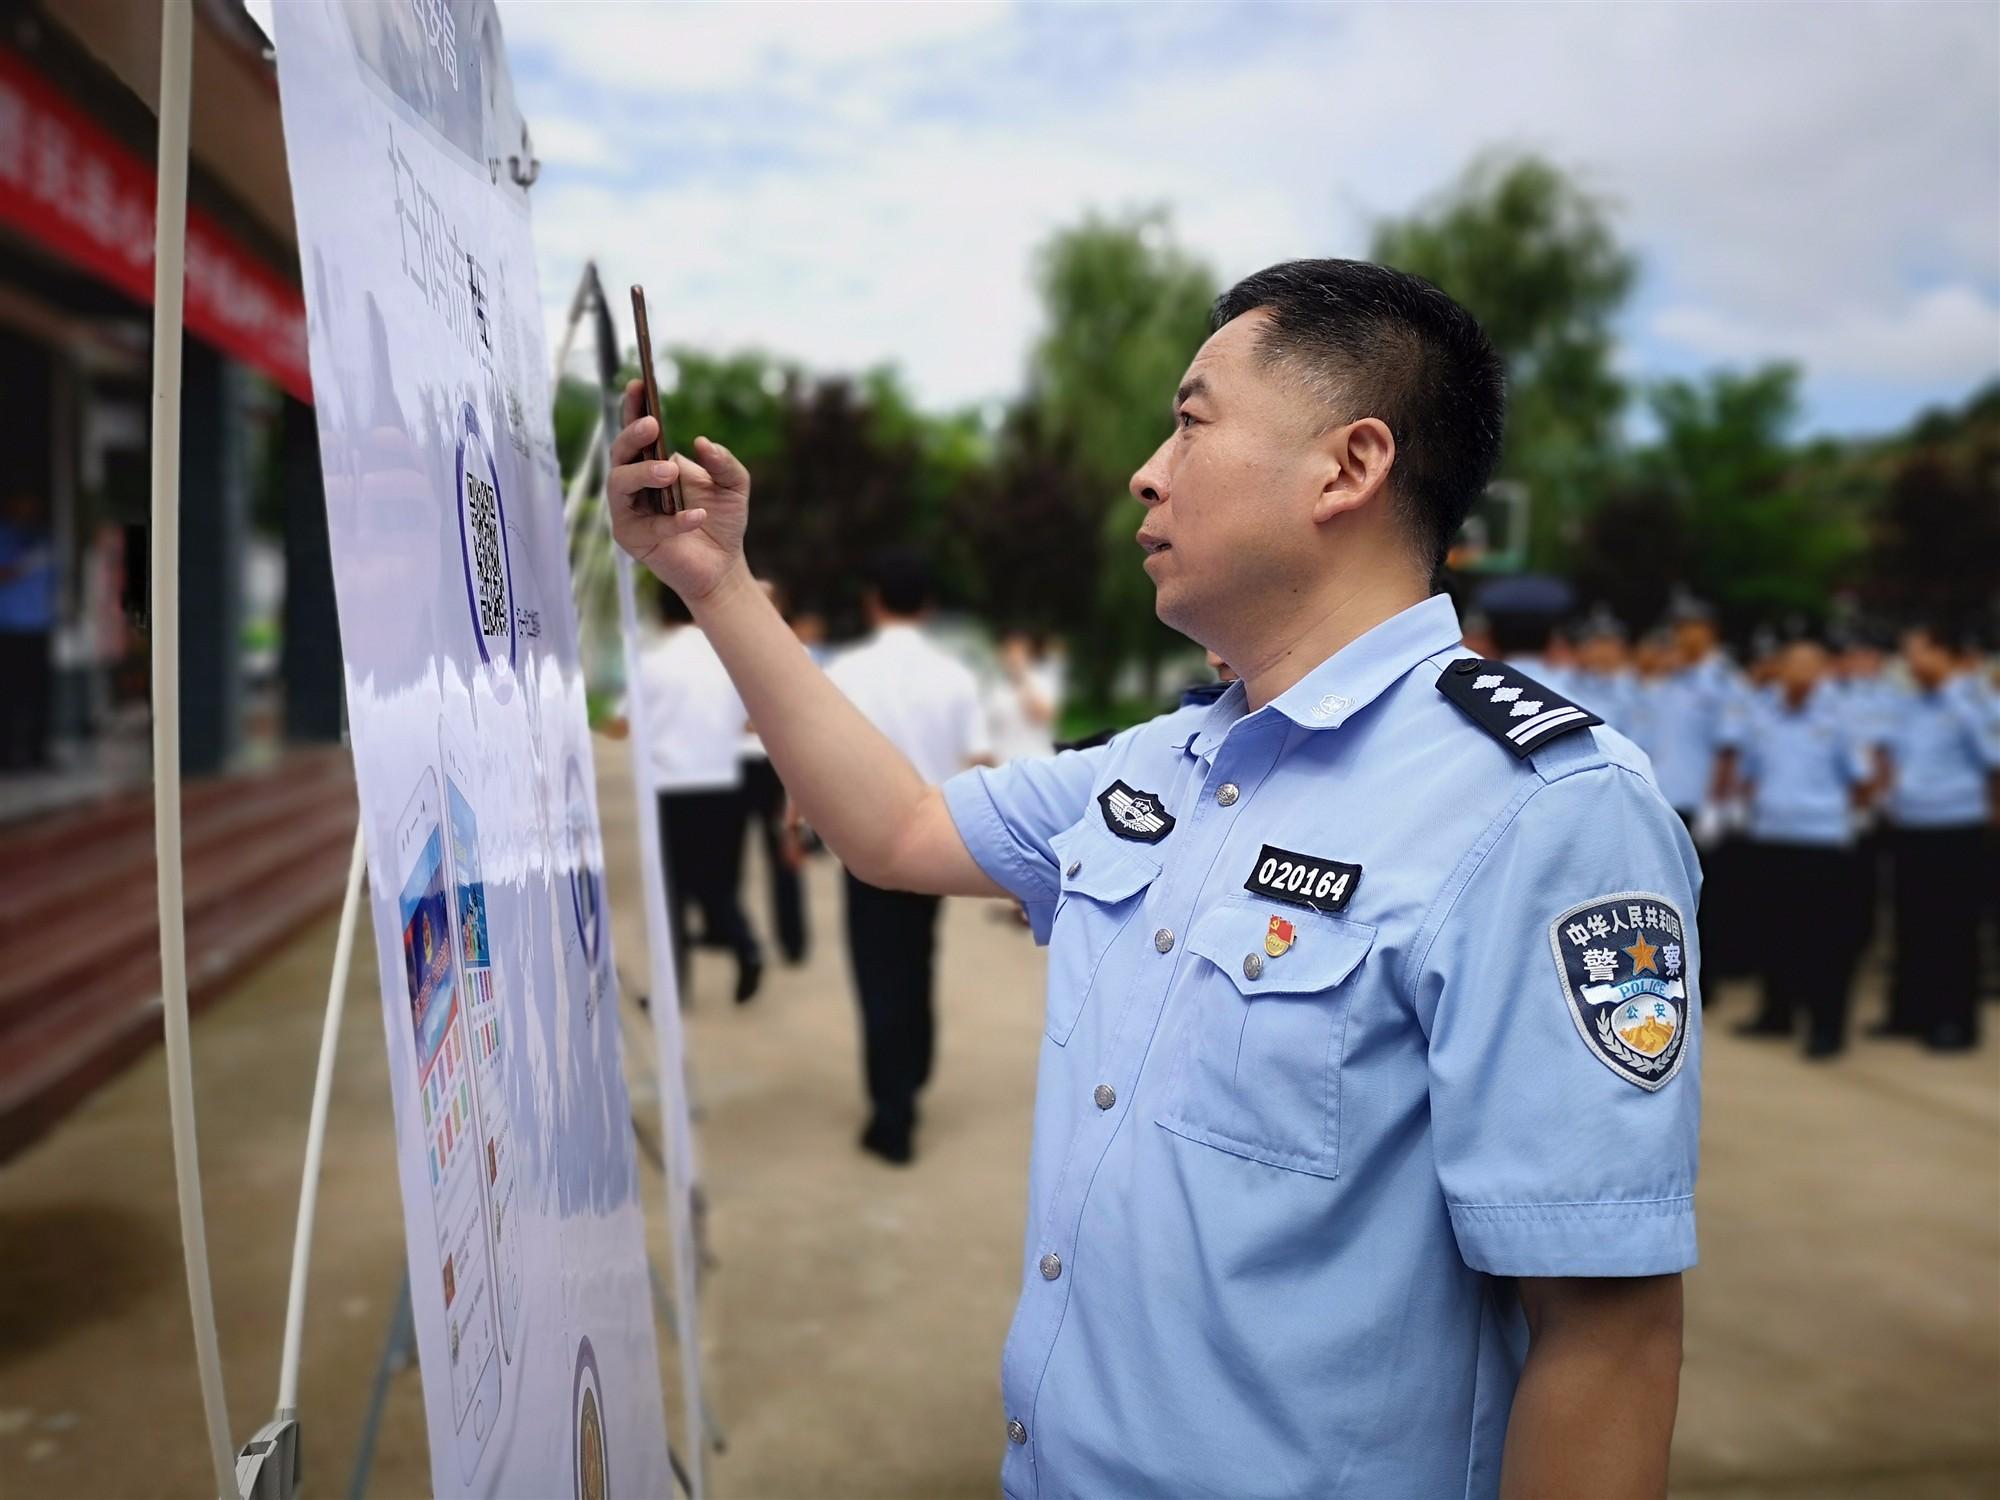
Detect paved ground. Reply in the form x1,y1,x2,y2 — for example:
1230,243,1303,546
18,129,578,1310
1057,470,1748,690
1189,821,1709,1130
1,739,1995,1498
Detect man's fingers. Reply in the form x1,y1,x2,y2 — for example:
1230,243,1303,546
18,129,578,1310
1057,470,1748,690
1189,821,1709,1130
693,436,748,491
608,456,678,504
609,415,660,466
621,378,642,427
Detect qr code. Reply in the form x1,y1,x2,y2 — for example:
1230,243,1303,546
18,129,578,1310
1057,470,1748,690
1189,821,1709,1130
464,470,508,640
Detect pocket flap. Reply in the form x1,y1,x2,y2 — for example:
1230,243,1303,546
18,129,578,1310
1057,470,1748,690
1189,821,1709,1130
1187,894,1376,996
1050,819,1161,906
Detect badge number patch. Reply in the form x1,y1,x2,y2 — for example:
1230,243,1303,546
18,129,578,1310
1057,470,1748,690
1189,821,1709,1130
1098,780,1175,843
1244,844,1361,913
1549,892,1691,1091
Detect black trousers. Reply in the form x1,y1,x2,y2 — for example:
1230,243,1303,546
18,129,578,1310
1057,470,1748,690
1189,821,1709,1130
741,754,808,962
843,871,941,1134
1889,824,1985,1047
657,789,760,995
0,630,51,769
1752,841,1861,1048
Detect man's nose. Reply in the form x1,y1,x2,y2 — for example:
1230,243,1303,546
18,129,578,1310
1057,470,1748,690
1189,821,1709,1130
1129,437,1171,507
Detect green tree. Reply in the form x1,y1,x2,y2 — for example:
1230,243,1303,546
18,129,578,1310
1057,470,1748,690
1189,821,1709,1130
1636,365,1863,626
1371,154,1636,566
1024,210,1218,704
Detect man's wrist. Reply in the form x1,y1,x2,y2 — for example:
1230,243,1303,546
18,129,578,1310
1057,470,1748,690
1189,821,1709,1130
687,559,759,619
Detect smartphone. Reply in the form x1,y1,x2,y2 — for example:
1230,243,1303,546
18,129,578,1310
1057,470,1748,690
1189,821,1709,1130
395,769,503,1479
629,284,683,516
439,724,524,1365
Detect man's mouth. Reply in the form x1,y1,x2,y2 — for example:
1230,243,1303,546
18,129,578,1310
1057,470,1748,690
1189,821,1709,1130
1136,530,1171,557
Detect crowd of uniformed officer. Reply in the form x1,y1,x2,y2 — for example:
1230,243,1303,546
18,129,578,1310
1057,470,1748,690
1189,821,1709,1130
1462,595,2000,1058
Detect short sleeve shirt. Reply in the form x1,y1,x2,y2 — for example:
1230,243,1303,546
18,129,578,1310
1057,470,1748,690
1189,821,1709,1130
1740,686,1872,846
942,594,1703,1500
828,624,992,783
1882,676,2000,827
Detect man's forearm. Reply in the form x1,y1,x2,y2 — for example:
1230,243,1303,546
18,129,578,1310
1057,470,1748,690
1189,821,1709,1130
684,563,937,889
1500,1276,1681,1499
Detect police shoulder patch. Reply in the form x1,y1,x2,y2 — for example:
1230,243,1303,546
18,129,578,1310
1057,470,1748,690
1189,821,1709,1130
1098,780,1175,843
1548,892,1692,1091
1436,657,1601,759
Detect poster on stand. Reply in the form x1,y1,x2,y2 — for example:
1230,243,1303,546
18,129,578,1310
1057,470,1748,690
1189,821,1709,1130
270,2,671,1494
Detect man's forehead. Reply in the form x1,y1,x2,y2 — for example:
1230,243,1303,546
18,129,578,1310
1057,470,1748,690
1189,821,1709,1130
1177,309,1271,403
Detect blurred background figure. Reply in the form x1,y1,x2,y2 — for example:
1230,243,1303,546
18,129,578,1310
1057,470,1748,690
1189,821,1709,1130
1476,573,1578,698
1572,605,1638,731
1877,622,2000,1051
629,585,764,1006
984,627,1064,764
1650,597,1749,1005
1734,637,1872,1055
0,489,56,772
740,579,810,966
826,550,993,1164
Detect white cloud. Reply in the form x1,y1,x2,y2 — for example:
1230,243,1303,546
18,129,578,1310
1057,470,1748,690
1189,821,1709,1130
1653,283,2000,386
500,1,2000,426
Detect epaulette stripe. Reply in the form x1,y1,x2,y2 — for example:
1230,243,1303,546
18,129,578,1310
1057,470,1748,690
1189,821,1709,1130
1436,657,1601,760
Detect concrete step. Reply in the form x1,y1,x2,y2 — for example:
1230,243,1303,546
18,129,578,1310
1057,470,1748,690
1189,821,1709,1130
0,794,358,1029
0,813,357,1162
0,750,352,929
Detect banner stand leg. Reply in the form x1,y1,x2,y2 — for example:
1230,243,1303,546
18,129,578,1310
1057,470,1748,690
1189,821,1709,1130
554,260,716,1493
342,1271,414,1500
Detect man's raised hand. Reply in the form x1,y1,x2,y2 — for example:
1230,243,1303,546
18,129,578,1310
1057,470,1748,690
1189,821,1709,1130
606,378,752,602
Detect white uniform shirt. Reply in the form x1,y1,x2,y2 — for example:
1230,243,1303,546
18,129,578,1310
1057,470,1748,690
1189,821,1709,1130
828,622,991,784
986,659,1064,764
632,626,748,792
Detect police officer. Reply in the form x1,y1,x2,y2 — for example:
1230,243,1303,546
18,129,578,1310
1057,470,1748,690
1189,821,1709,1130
1878,622,2000,1050
1644,597,1745,1004
609,258,1699,1498
1734,637,1873,1055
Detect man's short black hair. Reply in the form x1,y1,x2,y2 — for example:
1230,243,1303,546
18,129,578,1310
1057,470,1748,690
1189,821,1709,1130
1210,259,1506,567
868,547,934,617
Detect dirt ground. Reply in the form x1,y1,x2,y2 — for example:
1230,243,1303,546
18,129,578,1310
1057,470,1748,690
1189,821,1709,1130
1,740,1996,1498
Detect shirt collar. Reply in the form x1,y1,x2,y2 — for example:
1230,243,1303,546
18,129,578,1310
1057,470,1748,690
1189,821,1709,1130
1175,594,1464,753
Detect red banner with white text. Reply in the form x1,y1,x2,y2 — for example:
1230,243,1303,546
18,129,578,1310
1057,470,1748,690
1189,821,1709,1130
0,45,311,401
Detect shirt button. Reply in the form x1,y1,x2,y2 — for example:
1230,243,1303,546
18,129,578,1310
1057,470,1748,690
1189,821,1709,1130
1040,1252,1063,1280
1007,1419,1028,1446
1065,860,1082,878
1215,782,1240,806
1154,927,1175,954
1243,952,1264,980
1093,1083,1116,1110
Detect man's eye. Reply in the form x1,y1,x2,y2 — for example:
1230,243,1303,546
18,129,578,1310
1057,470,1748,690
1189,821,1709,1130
1178,410,1197,431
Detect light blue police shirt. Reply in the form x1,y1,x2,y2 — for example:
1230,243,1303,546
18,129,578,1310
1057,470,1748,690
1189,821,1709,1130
1739,686,1870,846
943,595,1703,1500
1572,668,1640,738
1881,676,2000,828
1645,655,1744,814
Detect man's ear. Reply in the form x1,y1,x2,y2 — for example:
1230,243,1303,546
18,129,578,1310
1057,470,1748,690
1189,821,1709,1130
1311,418,1396,526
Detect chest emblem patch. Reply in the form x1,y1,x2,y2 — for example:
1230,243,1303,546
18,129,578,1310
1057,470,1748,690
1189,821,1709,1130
1549,893,1692,1091
1098,780,1175,843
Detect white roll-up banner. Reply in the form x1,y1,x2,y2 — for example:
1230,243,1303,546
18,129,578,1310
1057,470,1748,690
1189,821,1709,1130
270,3,672,1494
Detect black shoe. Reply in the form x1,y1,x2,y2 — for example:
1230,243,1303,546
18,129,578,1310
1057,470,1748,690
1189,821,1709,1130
782,944,808,966
734,957,764,1004
1925,1025,1977,1053
1803,1035,1844,1060
860,1118,913,1165
1734,1017,1791,1038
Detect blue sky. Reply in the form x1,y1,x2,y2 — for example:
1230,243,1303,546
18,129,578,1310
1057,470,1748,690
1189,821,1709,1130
493,2,1998,441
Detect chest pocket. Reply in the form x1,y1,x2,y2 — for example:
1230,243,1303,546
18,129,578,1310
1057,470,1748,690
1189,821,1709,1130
1157,894,1376,1178
1043,820,1161,1045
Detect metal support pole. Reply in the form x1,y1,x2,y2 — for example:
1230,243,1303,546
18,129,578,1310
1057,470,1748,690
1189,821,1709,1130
150,2,235,1493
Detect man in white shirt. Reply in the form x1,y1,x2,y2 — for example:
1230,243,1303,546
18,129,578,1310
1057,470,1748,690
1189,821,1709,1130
633,586,763,1004
825,550,993,1162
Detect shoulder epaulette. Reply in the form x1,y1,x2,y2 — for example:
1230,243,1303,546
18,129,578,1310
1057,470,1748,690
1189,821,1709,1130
1435,657,1602,759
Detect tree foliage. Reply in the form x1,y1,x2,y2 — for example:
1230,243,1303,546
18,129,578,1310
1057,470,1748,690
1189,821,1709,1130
1372,154,1635,565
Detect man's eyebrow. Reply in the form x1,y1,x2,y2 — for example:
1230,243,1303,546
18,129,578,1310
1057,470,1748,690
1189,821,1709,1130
1173,374,1211,415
